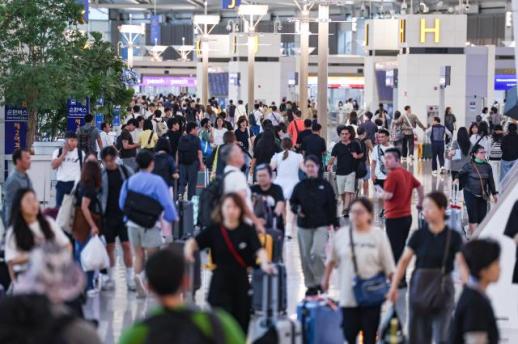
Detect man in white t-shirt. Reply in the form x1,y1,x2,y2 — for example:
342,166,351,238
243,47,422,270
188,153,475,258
267,106,283,126
51,131,85,207
221,144,264,232
370,129,393,217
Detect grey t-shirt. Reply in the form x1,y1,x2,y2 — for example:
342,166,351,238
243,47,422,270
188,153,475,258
3,170,32,224
78,123,100,153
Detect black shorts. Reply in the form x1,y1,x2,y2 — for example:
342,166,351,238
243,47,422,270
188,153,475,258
103,219,129,244
374,179,385,188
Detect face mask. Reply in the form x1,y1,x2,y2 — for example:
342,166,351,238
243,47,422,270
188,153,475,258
474,157,484,163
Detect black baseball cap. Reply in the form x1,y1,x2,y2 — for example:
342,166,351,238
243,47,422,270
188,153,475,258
65,131,77,139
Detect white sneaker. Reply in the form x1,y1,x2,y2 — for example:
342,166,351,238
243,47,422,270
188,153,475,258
432,170,438,176
134,276,147,298
409,155,414,160
102,279,115,291
440,167,446,174
401,157,407,163
127,278,137,292
87,289,99,298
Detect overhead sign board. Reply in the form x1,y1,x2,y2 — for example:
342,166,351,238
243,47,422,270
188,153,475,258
222,0,241,10
495,74,517,91
67,98,89,132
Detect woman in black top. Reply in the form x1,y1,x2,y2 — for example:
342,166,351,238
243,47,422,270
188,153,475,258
185,193,272,333
388,192,464,344
251,129,281,180
458,144,498,237
450,239,500,344
290,155,338,296
74,160,103,294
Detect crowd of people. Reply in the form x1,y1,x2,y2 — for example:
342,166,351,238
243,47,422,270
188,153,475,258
0,92,516,344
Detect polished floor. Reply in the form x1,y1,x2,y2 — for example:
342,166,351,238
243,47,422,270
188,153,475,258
89,159,468,344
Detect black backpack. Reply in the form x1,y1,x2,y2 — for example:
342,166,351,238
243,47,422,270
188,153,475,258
142,308,224,344
198,170,235,228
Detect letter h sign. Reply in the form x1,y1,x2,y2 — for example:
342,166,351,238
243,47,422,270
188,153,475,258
420,18,440,43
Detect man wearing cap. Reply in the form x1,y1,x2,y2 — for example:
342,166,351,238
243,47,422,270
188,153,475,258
51,131,85,207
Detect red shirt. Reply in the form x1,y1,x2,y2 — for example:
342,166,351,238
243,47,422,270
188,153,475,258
384,167,421,219
288,118,304,145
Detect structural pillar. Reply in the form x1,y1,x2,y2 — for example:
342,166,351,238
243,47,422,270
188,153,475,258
513,0,518,98
201,38,209,106
317,4,329,140
248,33,256,107
299,11,310,117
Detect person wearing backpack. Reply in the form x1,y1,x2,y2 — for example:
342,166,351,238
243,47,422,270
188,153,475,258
152,109,168,137
51,131,85,207
119,150,178,298
120,247,245,344
76,114,103,156
100,147,135,292
370,129,392,217
138,119,159,151
178,122,206,201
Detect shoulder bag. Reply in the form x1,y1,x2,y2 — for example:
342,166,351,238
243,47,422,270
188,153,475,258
472,162,490,201
409,228,454,315
71,186,103,243
56,182,79,233
123,180,164,228
349,227,390,307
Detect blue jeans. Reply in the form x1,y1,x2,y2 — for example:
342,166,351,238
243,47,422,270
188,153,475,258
55,181,75,208
501,159,516,182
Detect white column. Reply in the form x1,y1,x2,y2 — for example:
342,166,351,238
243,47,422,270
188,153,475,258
299,13,310,117
317,5,329,139
248,34,256,107
127,44,134,69
201,39,209,106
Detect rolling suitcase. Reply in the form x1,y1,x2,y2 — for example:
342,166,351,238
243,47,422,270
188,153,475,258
296,297,345,344
446,184,465,237
250,268,302,344
173,198,195,240
196,170,209,196
252,263,288,314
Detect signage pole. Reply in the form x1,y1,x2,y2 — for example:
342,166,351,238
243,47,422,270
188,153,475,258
317,4,329,141
201,38,209,106
299,9,310,118
248,33,256,108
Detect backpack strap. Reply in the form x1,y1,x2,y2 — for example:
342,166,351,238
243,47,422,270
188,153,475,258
147,130,155,145
78,149,83,170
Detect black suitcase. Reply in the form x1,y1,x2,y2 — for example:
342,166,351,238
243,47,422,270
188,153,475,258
173,200,195,240
252,263,287,314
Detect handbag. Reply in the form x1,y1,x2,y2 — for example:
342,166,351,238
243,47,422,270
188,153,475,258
349,227,390,307
472,162,490,201
72,207,102,243
123,180,164,228
56,182,79,233
200,137,213,158
409,228,454,315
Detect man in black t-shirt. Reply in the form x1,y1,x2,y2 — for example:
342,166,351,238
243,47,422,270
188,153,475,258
178,122,205,200
118,119,139,171
251,164,285,230
450,239,501,344
101,147,135,292
296,119,313,150
301,123,327,166
327,126,362,216
164,117,182,160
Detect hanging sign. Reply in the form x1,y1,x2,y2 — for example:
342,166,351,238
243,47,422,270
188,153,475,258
222,0,240,10
150,15,160,45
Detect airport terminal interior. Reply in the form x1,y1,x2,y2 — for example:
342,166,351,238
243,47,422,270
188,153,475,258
1,0,518,343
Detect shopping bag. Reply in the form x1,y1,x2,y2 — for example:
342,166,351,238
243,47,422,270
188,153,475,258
80,236,109,271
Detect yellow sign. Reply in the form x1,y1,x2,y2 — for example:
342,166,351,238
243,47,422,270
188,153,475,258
399,19,406,43
420,18,440,43
195,39,201,56
365,23,369,46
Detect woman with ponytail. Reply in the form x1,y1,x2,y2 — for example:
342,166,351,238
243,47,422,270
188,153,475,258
271,138,303,238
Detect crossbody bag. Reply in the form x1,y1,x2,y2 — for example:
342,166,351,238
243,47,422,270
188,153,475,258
409,228,454,315
349,227,390,307
219,226,247,269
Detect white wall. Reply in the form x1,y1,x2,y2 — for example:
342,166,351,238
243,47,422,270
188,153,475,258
397,53,467,126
